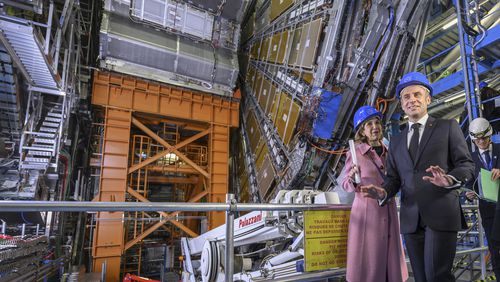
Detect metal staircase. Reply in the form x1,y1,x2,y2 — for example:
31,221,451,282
0,16,69,174
20,105,63,171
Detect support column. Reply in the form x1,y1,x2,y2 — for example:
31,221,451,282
454,0,482,121
209,124,230,228
92,108,131,281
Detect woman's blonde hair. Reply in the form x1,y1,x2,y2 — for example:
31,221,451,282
354,118,383,144
354,127,369,144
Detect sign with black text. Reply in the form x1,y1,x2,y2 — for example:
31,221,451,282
304,210,350,271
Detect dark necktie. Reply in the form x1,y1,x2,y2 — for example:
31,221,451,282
409,123,421,162
483,151,491,170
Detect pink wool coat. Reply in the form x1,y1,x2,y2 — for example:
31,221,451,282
341,142,408,282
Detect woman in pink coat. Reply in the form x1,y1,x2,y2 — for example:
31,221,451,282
341,106,408,282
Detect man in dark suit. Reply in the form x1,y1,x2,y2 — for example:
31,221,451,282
361,72,475,282
465,117,500,279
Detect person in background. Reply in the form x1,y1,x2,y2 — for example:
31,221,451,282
458,82,500,137
361,72,475,282
465,117,500,279
341,105,408,282
479,83,500,134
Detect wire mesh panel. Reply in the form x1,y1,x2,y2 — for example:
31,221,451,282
99,12,239,96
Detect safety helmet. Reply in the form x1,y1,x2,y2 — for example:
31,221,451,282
354,106,383,131
395,72,433,98
469,117,493,140
479,81,488,89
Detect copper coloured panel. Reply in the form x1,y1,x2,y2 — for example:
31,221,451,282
288,27,302,66
269,30,290,63
295,18,322,68
270,0,294,22
257,155,276,198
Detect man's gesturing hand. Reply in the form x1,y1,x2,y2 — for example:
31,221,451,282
360,184,387,200
422,165,453,187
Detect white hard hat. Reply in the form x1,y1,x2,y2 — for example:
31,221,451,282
469,117,493,140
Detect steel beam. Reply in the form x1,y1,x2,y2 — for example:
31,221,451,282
146,165,206,174
128,128,210,174
147,175,199,184
127,188,199,237
131,117,210,178
124,190,209,249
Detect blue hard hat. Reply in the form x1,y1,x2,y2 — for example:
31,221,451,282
395,72,433,98
479,81,488,89
354,106,383,131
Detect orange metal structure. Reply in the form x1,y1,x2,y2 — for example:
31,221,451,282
91,71,239,280
92,71,239,127
92,108,132,281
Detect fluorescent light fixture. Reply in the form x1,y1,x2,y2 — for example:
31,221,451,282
163,153,179,164
444,93,465,103
442,18,458,30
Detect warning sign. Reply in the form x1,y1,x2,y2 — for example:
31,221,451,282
305,237,348,271
304,210,350,238
304,210,350,272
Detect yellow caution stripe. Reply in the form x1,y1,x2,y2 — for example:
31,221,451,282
476,274,496,282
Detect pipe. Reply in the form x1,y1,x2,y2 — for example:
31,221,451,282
262,269,345,282
0,14,48,27
53,30,62,69
44,1,54,55
456,246,488,255
10,263,56,282
268,251,302,266
225,194,235,282
0,201,350,212
478,211,487,279
101,260,107,282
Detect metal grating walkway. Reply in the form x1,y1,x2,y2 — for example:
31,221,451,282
0,19,60,90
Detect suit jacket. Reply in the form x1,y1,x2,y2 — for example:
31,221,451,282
384,116,475,233
466,143,500,219
486,143,500,242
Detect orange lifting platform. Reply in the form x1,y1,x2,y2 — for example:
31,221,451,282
91,71,239,281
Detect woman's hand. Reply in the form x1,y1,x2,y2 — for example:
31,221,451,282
348,165,359,181
360,184,387,200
